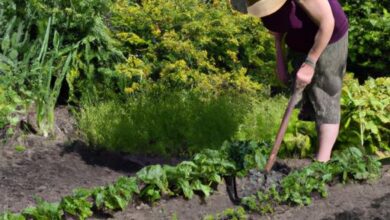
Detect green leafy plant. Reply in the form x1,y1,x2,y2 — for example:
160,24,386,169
1,0,124,105
241,186,280,214
14,145,26,152
331,147,382,182
203,207,248,220
0,17,34,132
137,165,171,202
339,75,390,154
280,110,316,158
22,199,62,220
240,146,381,212
0,15,74,137
279,162,332,205
59,189,93,220
0,213,25,220
33,17,73,137
164,161,198,199
222,140,269,176
93,177,139,211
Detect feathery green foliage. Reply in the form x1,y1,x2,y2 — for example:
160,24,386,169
78,90,253,155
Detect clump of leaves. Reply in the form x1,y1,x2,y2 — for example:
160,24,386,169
137,148,236,201
59,189,93,220
0,17,35,132
0,213,25,220
279,162,332,205
164,162,198,199
22,199,62,220
331,147,382,182
280,110,316,158
222,140,270,176
340,76,390,154
93,177,139,211
241,185,281,214
1,0,124,106
203,207,248,220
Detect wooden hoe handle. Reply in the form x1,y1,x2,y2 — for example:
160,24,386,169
264,86,304,173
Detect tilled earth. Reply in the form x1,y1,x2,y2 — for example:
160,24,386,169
1,137,389,220
0,107,389,220
110,165,390,220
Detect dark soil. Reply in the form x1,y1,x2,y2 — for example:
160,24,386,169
0,107,179,213
109,165,390,220
1,106,389,220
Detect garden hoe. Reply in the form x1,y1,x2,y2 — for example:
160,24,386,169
225,84,305,205
264,84,305,174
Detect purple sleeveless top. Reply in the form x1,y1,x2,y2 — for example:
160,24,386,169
261,0,348,52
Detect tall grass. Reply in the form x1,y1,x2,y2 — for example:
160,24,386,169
234,96,287,142
78,90,253,156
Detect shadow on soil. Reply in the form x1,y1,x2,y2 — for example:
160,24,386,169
59,140,184,175
60,140,143,174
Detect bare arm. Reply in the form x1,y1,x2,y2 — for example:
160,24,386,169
297,0,335,62
294,0,335,88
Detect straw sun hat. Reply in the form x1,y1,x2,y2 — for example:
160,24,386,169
247,0,288,18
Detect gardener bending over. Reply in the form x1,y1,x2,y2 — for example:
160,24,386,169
247,0,348,162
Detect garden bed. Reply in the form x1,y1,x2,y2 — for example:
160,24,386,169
1,110,389,220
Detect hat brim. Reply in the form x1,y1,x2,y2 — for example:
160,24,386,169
247,0,287,18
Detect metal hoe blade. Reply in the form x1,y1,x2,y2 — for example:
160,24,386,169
225,85,305,204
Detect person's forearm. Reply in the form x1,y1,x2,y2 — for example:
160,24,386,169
308,18,335,62
297,0,335,63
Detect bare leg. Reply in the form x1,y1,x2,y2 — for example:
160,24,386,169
316,123,340,162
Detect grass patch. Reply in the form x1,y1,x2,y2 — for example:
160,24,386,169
78,90,253,156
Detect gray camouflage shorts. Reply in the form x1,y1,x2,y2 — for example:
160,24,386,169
289,33,348,125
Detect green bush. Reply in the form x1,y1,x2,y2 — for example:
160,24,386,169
0,0,124,105
110,0,276,96
277,75,390,158
339,75,390,154
78,89,253,156
341,0,390,75
237,75,390,158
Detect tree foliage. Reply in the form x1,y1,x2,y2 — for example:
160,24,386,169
341,0,390,76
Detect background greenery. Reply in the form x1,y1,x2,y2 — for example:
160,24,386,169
341,0,389,77
0,0,389,157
